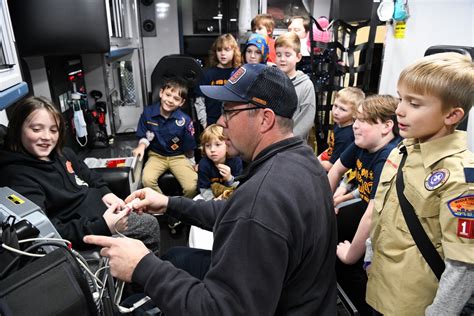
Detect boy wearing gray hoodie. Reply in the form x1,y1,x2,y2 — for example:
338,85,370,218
275,31,316,140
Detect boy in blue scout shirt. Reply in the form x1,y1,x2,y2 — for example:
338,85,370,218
327,94,401,315
132,78,197,198
363,53,474,315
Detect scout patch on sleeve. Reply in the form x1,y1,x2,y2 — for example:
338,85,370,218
447,195,473,219
457,219,474,239
175,117,185,127
146,130,155,141
465,167,474,183
424,168,449,191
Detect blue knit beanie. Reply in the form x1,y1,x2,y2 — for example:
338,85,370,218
245,33,269,64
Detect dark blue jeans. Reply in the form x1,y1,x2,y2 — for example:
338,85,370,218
162,246,211,280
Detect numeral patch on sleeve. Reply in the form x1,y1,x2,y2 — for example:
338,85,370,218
457,219,474,239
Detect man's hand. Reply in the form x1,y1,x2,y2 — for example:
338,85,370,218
217,164,232,182
83,235,150,282
125,187,169,215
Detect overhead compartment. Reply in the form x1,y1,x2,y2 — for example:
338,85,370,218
7,0,110,56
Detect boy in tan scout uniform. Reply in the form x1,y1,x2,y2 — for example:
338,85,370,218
366,53,474,315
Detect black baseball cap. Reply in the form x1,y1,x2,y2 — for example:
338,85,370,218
200,64,297,118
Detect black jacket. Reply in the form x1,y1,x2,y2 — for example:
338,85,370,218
132,137,337,315
0,147,111,248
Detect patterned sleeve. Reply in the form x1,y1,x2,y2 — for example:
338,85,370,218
438,157,474,264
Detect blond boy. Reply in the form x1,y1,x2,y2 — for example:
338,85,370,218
365,53,474,315
319,87,365,172
198,124,242,200
275,32,315,140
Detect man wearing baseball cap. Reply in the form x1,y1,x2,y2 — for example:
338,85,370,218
85,64,337,315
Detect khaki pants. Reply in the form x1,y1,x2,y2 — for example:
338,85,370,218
142,151,197,198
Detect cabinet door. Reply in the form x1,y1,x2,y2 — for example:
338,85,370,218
0,0,25,101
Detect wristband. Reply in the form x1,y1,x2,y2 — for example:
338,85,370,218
138,138,150,148
187,157,196,166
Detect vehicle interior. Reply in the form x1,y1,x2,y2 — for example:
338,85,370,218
0,0,472,315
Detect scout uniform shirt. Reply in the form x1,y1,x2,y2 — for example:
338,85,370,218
367,131,474,315
136,103,196,156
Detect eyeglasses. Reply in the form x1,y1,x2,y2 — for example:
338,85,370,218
221,105,261,123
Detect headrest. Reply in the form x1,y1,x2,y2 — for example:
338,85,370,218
150,55,204,104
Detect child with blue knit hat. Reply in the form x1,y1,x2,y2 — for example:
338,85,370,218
244,33,269,64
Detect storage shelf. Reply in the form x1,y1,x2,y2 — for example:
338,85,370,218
0,82,28,110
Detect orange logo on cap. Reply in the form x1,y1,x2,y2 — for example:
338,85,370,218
229,67,246,84
252,97,267,106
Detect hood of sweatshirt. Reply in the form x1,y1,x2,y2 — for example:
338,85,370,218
292,70,310,87
0,147,96,193
0,148,56,171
